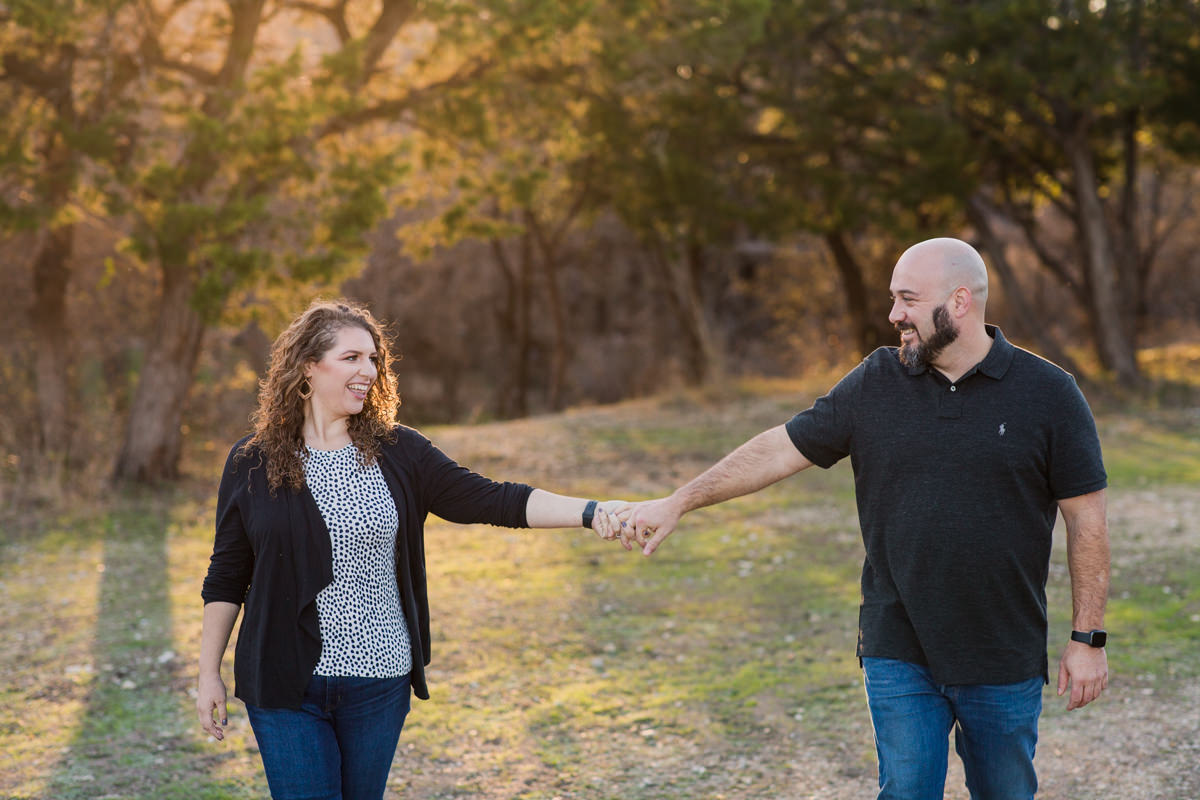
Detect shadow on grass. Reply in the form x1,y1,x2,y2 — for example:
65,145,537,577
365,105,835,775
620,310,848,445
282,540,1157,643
43,492,251,800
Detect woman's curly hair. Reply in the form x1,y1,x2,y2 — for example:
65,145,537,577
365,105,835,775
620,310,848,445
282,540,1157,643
241,299,400,491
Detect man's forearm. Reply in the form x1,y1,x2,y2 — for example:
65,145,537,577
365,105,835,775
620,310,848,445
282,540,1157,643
1060,490,1110,629
672,425,813,514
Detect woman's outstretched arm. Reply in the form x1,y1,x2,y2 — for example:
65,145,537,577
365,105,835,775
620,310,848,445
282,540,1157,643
525,489,629,547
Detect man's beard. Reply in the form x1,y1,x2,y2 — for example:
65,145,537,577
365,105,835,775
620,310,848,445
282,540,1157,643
898,304,959,368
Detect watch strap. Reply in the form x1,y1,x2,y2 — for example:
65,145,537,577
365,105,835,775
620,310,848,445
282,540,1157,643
1070,629,1107,648
581,500,598,530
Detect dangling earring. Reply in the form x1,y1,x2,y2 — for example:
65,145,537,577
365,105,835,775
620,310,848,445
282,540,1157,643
299,378,313,400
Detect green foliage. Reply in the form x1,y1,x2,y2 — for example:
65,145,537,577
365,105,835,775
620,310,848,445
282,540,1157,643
5,0,1200,478
7,0,79,38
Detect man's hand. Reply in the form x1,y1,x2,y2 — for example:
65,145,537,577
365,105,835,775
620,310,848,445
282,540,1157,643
1057,640,1108,710
630,495,686,556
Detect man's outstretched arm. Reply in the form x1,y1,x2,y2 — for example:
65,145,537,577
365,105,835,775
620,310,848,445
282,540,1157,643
630,424,813,555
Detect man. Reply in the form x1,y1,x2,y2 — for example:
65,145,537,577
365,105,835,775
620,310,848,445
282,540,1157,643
623,238,1109,800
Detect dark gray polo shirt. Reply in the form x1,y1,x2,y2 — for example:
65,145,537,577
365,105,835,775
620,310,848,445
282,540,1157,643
785,326,1106,685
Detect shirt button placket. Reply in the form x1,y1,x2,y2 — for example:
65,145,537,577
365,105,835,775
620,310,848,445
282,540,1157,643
938,381,964,419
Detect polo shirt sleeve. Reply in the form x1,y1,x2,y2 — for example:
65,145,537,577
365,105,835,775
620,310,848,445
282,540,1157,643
1048,376,1108,500
784,362,863,469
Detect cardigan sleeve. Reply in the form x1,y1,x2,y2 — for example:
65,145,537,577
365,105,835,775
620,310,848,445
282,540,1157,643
201,441,256,605
414,434,534,528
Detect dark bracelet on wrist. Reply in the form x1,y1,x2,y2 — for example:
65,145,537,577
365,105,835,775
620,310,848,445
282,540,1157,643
581,500,598,529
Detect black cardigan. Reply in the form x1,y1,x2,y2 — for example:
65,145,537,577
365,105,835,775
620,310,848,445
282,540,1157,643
201,426,534,709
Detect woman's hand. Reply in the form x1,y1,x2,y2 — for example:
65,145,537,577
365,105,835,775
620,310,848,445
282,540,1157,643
591,502,638,550
197,673,229,741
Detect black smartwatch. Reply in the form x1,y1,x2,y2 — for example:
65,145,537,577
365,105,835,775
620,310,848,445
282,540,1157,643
581,500,598,530
1070,629,1107,648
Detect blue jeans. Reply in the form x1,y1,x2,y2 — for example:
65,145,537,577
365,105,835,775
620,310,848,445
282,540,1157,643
862,658,1042,800
245,673,412,800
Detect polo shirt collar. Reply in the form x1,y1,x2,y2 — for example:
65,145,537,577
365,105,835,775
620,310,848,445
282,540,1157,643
977,325,1015,379
903,324,1015,380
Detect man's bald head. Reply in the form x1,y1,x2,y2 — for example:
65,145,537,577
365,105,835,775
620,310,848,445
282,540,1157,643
895,237,989,310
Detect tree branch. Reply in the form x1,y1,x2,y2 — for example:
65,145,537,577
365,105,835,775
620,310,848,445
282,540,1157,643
208,0,269,97
996,181,1089,307
1142,175,1196,282
358,0,419,86
284,0,352,43
966,192,1084,377
315,58,493,139
138,0,194,34
549,177,591,249
135,25,219,85
2,51,69,96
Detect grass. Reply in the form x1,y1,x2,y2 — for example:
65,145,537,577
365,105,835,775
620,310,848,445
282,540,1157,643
1,376,1198,799
1098,412,1200,487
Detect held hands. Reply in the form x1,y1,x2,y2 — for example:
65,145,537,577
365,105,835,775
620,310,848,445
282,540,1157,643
1057,641,1108,710
589,496,685,555
588,501,638,550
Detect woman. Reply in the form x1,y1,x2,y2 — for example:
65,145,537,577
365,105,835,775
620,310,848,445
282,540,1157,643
197,299,623,800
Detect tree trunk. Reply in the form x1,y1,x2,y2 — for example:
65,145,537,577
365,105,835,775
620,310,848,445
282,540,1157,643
514,231,534,416
112,265,206,482
526,208,569,410
1063,131,1141,384
1116,109,1148,333
110,0,267,482
231,319,271,375
648,238,722,385
685,242,724,382
16,47,79,475
490,238,518,416
966,195,1084,377
823,230,892,357
488,234,534,417
1119,0,1148,332
29,222,74,471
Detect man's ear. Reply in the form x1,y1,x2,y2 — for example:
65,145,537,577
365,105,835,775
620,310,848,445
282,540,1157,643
952,287,972,317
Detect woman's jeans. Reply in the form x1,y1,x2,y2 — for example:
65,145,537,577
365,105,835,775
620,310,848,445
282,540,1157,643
862,657,1042,800
245,673,412,800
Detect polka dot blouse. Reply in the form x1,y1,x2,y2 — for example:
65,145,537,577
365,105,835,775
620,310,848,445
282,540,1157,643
304,443,412,678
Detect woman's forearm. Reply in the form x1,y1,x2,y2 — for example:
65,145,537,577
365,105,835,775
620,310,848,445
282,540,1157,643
198,601,241,678
523,488,594,529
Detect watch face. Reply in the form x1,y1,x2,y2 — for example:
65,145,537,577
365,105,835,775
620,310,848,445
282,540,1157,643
1091,630,1107,647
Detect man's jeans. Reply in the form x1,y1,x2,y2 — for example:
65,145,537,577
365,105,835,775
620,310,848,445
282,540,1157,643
245,673,412,800
863,657,1042,800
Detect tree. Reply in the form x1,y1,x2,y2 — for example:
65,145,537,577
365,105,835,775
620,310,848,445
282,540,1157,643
1,0,143,472
564,0,778,382
921,0,1200,383
106,0,525,481
727,0,1200,378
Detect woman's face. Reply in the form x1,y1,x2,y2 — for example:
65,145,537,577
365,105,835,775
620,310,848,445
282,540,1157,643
303,325,379,422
